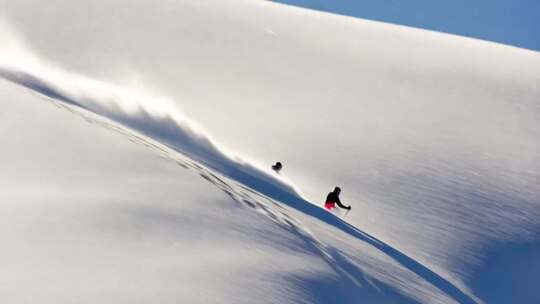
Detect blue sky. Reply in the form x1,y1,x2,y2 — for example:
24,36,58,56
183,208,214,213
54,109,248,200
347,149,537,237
272,0,540,51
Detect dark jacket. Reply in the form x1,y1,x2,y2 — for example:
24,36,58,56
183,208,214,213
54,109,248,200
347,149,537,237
326,191,348,209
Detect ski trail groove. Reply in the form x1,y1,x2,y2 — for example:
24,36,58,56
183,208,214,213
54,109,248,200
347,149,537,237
43,96,367,289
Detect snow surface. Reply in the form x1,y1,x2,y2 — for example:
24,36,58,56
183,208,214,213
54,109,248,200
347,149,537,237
1,0,539,303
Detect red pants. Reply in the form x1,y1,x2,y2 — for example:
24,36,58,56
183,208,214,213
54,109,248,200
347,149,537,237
325,202,335,210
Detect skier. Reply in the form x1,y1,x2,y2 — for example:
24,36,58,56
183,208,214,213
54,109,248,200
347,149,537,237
272,161,283,173
324,186,351,211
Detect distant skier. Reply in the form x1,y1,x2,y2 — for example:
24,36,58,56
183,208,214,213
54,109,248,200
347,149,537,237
272,161,283,173
324,187,351,211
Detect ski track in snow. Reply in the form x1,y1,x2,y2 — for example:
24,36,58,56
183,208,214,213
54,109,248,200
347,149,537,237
42,96,368,291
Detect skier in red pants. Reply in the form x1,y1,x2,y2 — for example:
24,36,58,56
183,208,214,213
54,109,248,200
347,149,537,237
325,187,351,211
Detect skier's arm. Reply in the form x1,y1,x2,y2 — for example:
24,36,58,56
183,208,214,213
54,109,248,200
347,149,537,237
335,197,350,209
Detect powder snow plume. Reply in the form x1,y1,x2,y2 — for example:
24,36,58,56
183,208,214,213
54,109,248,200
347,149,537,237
0,20,301,200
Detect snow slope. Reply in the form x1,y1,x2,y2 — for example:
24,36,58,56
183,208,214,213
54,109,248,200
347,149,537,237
1,0,539,303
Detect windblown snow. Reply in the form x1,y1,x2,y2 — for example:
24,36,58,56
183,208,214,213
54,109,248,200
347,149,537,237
0,0,539,303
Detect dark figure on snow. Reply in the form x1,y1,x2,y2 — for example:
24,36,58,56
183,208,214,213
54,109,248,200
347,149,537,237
272,162,282,173
325,187,351,211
